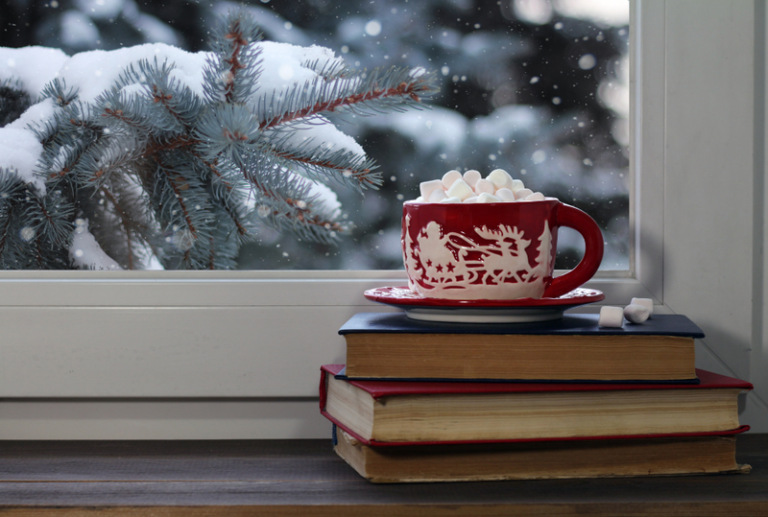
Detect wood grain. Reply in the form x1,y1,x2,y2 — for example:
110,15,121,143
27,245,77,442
0,435,766,516
3,504,768,517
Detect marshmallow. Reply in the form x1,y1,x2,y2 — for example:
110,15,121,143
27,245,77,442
515,188,533,200
474,178,495,195
463,170,482,188
442,170,463,189
496,188,516,201
414,170,558,204
598,306,624,328
478,192,501,203
630,298,654,317
446,178,475,200
487,169,513,190
624,304,650,324
419,180,444,200
440,196,462,203
428,189,447,203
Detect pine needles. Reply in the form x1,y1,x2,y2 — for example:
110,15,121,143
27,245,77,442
0,9,437,269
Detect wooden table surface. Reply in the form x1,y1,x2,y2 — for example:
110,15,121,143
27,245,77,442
1,435,767,516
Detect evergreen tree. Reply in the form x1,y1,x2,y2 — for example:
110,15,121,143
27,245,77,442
0,10,436,269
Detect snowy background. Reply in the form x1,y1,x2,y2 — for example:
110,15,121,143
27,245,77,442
0,0,629,271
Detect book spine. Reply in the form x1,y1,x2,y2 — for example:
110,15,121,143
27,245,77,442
319,368,328,411
321,408,372,445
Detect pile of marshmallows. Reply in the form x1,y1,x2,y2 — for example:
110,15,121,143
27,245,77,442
416,169,548,204
599,298,654,327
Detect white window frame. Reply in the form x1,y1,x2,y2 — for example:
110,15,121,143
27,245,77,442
5,0,766,439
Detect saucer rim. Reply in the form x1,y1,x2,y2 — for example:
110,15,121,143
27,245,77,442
363,286,605,308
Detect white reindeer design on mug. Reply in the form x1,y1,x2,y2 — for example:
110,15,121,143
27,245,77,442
405,215,553,299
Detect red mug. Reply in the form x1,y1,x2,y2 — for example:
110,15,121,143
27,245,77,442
402,199,604,300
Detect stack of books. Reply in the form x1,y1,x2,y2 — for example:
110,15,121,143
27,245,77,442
320,312,752,483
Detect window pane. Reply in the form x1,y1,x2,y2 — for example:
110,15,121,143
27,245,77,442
0,0,628,271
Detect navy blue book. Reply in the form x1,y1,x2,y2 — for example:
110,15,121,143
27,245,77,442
338,313,704,382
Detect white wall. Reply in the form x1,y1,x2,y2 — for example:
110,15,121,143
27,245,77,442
660,0,768,431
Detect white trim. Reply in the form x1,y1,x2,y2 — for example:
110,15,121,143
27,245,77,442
0,400,329,440
658,0,768,432
0,273,650,307
631,0,664,303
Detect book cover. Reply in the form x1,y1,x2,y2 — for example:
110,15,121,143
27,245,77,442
319,364,753,447
339,312,706,338
322,365,748,398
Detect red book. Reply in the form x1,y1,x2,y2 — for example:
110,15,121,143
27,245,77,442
319,364,752,446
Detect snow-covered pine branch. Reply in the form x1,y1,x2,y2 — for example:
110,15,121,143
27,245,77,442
0,9,437,270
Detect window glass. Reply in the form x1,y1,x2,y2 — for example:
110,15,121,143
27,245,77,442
0,0,628,271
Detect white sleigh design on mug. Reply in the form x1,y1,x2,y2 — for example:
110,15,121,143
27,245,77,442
403,214,554,300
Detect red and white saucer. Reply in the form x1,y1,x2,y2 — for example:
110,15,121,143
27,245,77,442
364,286,605,323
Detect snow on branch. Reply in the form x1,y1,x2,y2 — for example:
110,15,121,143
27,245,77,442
0,9,439,270
256,65,435,132
70,219,122,271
